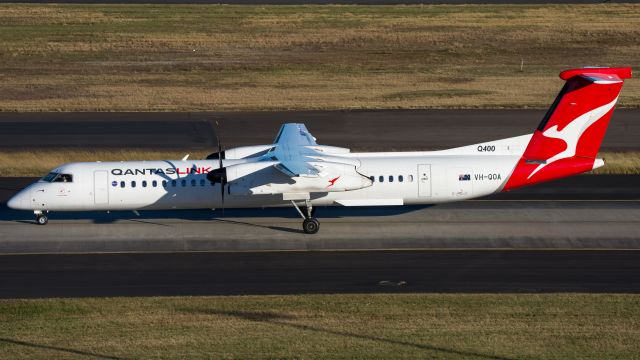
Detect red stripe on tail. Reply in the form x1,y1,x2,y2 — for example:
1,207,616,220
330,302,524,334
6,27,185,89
502,67,632,191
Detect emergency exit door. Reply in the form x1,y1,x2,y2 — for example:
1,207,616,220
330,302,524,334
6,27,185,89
418,164,432,197
94,170,109,205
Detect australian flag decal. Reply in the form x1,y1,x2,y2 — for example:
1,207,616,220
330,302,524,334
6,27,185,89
459,174,471,181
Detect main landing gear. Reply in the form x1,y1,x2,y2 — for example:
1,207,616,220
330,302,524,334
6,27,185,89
291,200,319,234
34,210,48,225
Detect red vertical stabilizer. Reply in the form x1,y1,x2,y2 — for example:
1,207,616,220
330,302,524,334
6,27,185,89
502,67,632,191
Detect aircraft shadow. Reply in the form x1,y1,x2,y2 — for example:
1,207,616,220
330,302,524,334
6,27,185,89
0,204,431,224
178,308,516,360
0,337,124,360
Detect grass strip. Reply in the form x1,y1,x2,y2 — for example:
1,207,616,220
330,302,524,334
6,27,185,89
0,294,639,359
0,4,638,111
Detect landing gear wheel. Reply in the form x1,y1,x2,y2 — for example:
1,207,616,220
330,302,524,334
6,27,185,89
302,217,320,234
36,214,48,225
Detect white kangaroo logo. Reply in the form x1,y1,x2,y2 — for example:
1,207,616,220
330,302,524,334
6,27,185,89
528,97,618,179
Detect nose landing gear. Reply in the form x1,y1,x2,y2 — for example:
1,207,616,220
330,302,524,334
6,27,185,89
291,200,319,234
34,210,48,225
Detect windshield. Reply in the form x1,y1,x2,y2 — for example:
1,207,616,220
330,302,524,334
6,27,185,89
41,172,73,183
41,172,59,182
54,174,73,182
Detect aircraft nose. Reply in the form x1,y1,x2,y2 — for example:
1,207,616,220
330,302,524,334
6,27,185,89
7,190,29,210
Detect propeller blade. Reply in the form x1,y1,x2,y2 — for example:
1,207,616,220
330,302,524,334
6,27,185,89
206,167,227,214
216,121,223,168
221,178,225,214
210,119,225,214
205,118,225,159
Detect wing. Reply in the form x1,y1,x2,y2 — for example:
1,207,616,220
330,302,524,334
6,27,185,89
268,123,361,180
269,123,320,176
274,123,317,146
274,160,318,177
224,123,372,195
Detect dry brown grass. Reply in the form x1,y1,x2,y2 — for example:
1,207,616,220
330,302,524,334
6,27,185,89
0,294,638,359
0,148,636,176
0,4,638,111
592,152,640,175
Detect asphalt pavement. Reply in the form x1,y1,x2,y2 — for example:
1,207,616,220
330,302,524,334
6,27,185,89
1,250,638,298
1,175,639,253
1,109,638,151
1,109,638,298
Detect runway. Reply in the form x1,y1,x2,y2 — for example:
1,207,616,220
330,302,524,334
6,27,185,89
1,250,639,298
1,175,639,253
1,109,638,151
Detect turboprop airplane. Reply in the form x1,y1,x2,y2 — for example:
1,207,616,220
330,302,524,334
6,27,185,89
7,67,632,233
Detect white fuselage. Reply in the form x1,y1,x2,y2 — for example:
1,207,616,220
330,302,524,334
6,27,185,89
8,135,532,212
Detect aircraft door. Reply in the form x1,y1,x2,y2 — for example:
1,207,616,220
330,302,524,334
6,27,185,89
94,170,109,205
418,164,432,197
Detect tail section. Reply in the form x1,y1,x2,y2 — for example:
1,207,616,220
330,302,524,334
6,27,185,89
503,67,632,191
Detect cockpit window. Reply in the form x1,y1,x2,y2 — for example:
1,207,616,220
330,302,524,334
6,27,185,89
53,174,73,183
42,172,73,183
42,172,58,182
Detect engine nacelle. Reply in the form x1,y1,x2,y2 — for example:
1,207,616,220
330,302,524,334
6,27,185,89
206,145,273,160
224,161,278,183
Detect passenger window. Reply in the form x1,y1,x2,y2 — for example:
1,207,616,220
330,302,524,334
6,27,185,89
171,180,177,187
120,181,125,188
131,181,136,188
409,175,414,182
369,176,374,182
389,176,394,183
200,179,205,186
191,179,196,187
379,176,384,183
152,180,157,187
181,179,186,187
162,180,167,187
142,180,147,188
399,175,404,183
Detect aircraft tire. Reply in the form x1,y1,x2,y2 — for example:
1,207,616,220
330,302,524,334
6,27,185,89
36,214,48,225
302,217,320,234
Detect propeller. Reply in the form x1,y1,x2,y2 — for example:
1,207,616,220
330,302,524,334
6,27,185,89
205,119,225,160
206,120,227,212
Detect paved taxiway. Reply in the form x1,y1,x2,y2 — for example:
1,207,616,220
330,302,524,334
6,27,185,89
1,109,638,151
1,176,639,253
1,250,639,298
